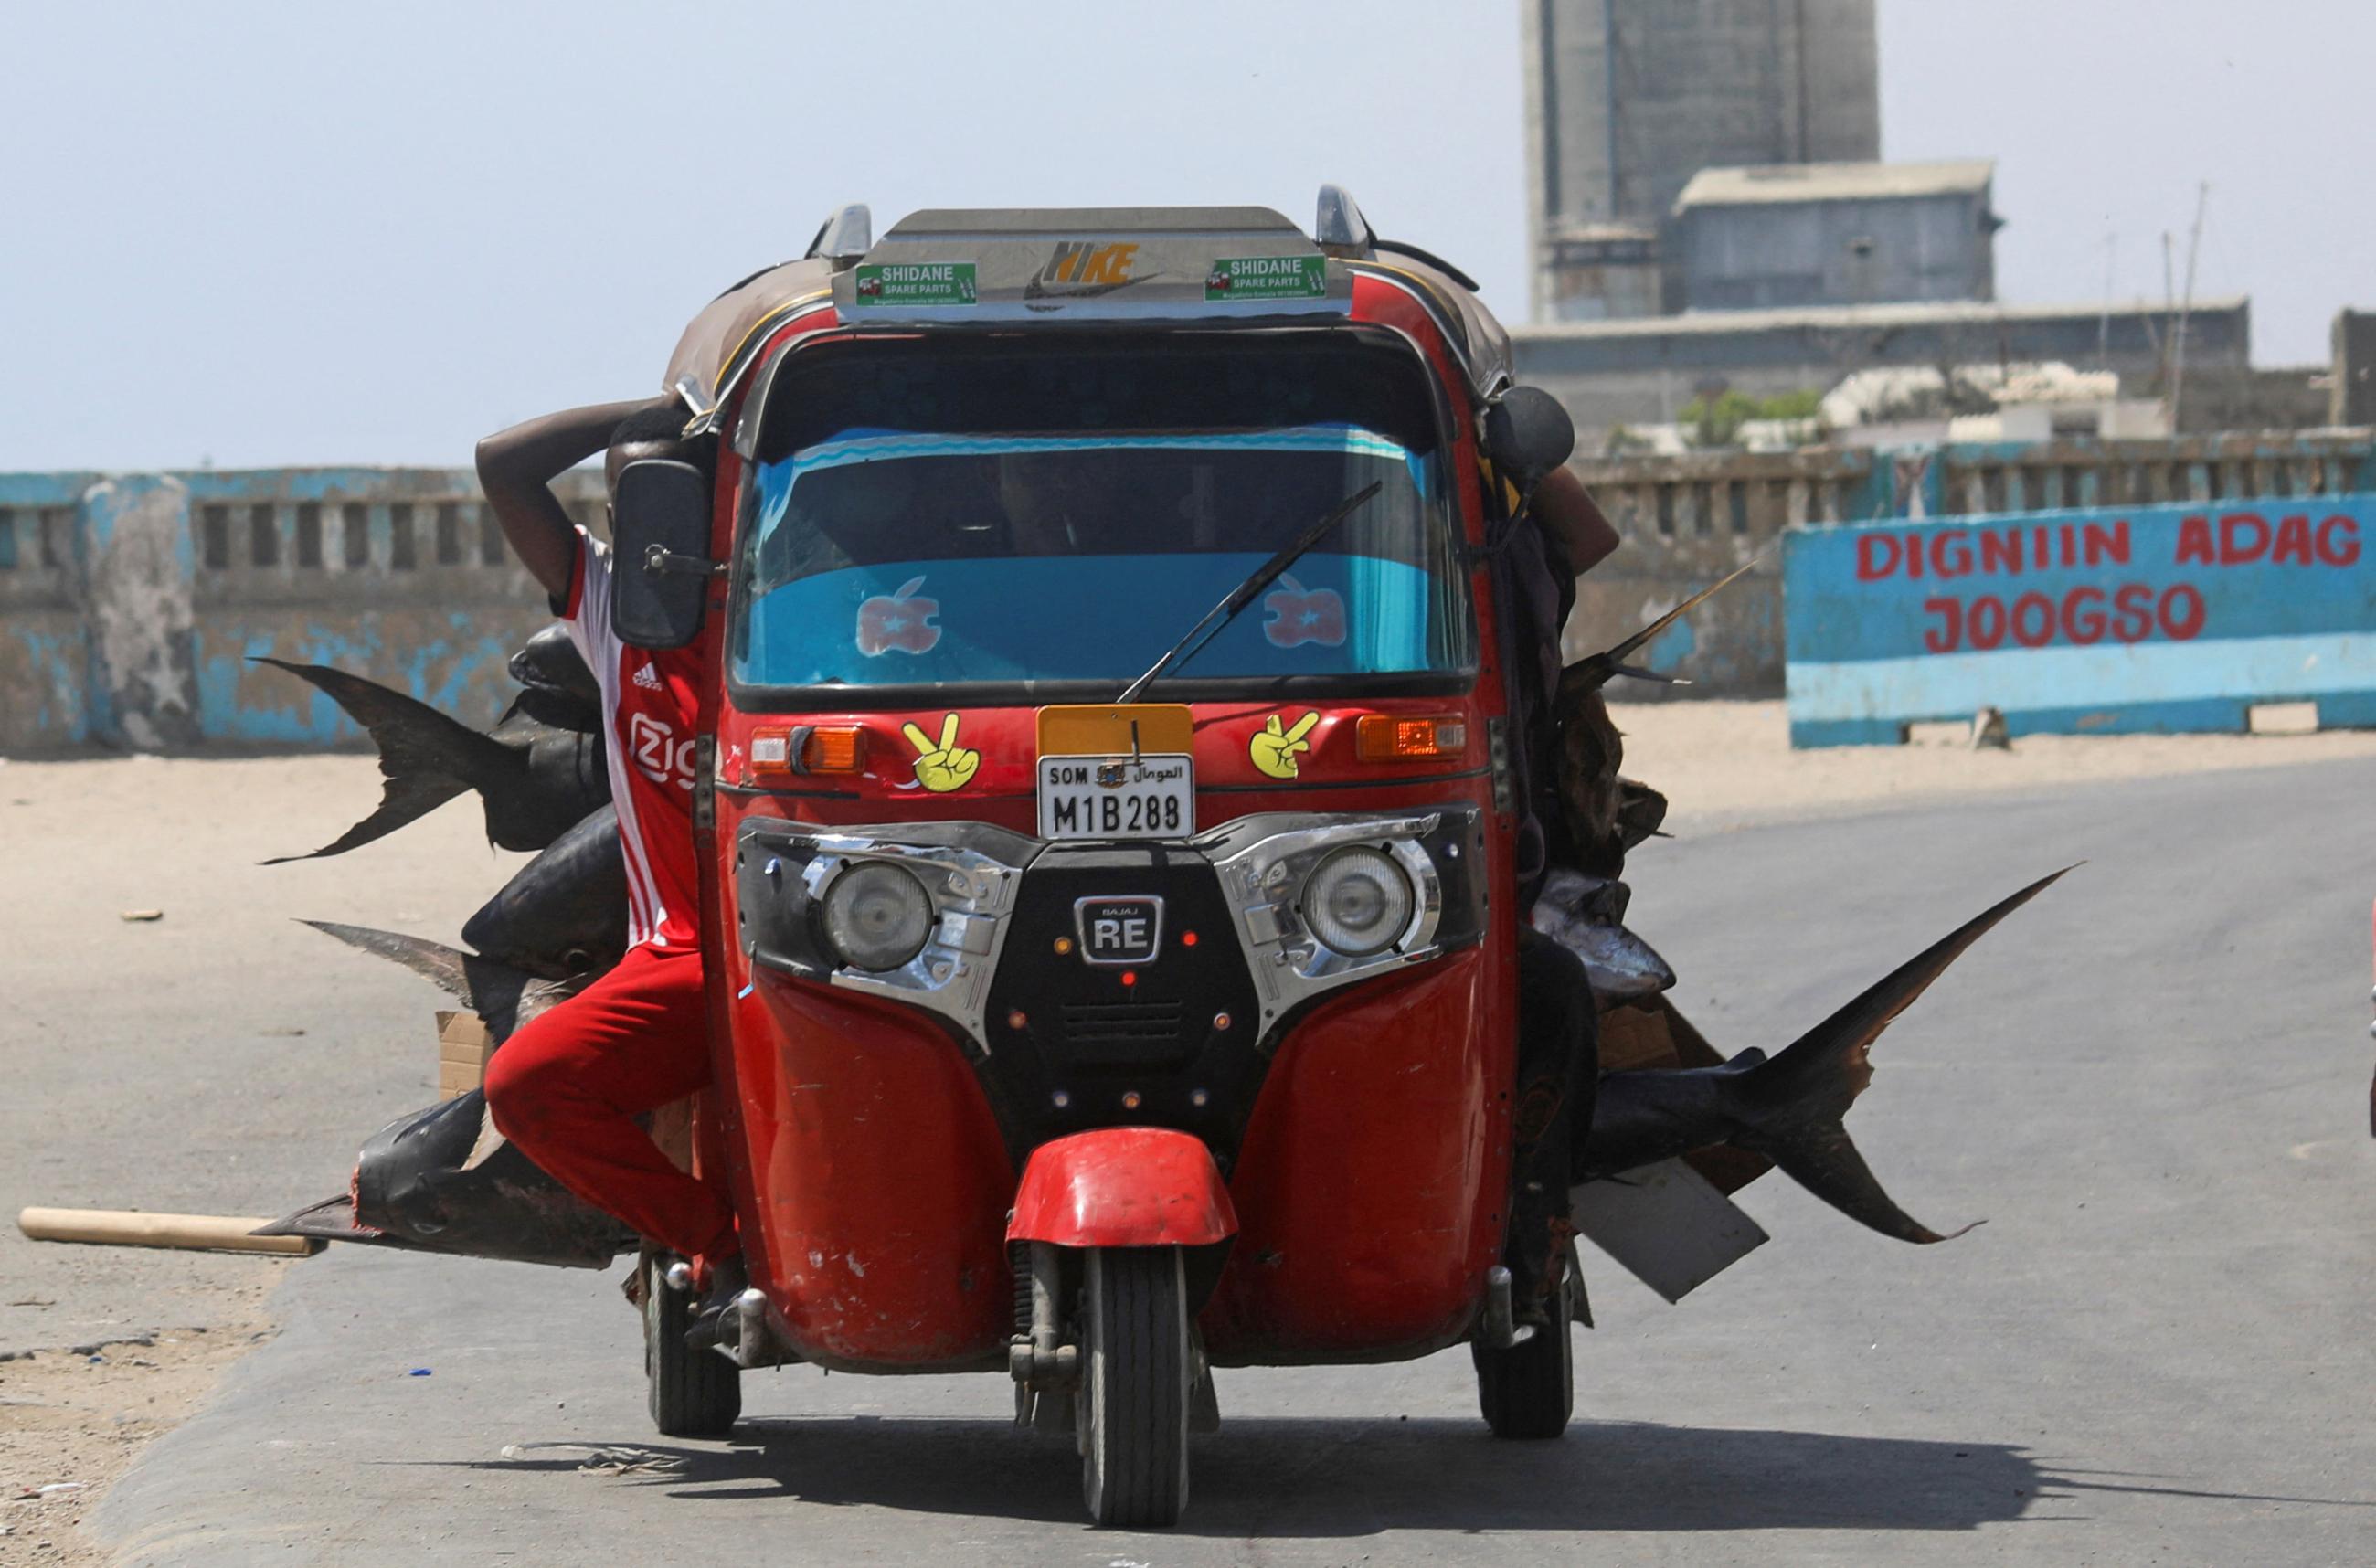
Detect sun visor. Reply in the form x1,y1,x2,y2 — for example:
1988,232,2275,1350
828,207,1352,325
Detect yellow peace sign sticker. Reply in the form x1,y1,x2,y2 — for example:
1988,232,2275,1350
1249,710,1321,780
901,713,981,793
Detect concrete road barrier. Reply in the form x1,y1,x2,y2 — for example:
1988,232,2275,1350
1784,493,2376,746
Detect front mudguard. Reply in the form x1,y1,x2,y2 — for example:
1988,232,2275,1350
1006,1128,1237,1249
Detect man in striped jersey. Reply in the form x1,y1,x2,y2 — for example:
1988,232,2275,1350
475,398,742,1330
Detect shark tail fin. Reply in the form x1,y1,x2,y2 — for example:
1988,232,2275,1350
254,659,514,862
1733,866,2076,1243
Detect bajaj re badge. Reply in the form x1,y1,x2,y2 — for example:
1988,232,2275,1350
1074,896,1164,966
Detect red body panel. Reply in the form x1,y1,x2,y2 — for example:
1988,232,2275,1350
695,279,1525,1372
1202,947,1507,1363
1008,1128,1238,1248
719,968,1015,1367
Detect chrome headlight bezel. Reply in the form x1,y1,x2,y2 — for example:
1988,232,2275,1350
1206,812,1458,1030
737,822,1031,1045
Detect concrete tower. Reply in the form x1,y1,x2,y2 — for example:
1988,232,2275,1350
1521,0,1882,321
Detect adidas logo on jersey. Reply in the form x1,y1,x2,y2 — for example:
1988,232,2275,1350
631,662,663,692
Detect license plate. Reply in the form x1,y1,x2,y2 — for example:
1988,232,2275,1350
1037,754,1194,840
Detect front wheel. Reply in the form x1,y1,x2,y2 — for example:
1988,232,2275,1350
642,1251,741,1437
1472,1248,1575,1440
1076,1246,1191,1528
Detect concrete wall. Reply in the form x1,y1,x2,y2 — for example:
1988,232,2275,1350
0,475,99,747
1569,446,1867,700
0,467,606,755
1569,429,2375,702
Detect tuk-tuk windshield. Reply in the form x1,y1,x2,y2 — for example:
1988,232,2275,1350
736,417,1468,695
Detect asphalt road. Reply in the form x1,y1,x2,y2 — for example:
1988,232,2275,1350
80,758,2376,1565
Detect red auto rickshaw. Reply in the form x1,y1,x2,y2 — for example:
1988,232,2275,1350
602,195,1580,1525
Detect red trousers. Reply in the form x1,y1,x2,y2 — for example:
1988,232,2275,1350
483,943,737,1265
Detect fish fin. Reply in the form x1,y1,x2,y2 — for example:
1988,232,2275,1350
253,658,515,861
1558,556,1761,699
299,919,476,1004
1733,866,2076,1243
297,918,571,1044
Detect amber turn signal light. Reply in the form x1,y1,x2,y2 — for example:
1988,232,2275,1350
751,725,866,778
1354,714,1467,762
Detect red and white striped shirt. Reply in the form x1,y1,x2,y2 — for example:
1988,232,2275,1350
561,529,705,952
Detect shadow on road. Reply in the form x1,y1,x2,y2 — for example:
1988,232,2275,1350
472,1415,2054,1536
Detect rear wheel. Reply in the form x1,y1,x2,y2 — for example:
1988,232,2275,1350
1472,1249,1575,1440
642,1252,741,1437
1077,1246,1191,1528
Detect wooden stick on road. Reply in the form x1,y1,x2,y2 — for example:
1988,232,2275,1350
16,1207,322,1256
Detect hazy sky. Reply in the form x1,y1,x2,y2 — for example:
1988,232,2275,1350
4,1,2368,471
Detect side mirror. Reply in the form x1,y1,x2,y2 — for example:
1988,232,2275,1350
610,459,716,651
1482,387,1575,498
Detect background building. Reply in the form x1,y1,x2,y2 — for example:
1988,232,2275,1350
1671,159,1998,311
1521,0,1881,321
1512,296,2253,445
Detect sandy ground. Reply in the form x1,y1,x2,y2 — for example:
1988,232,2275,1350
5,707,2376,1564
1,1326,263,1566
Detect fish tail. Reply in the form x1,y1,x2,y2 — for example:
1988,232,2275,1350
1729,867,2075,1244
253,659,515,861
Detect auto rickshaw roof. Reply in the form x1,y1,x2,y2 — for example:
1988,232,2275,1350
825,206,1348,325
663,193,1514,428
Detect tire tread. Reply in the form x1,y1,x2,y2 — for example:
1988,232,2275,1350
645,1255,741,1438
1083,1247,1189,1527
1473,1266,1575,1440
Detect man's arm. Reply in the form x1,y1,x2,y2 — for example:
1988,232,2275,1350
1532,466,1620,577
474,398,661,601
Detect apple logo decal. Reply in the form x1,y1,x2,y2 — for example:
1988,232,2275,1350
856,576,942,656
1261,573,1347,649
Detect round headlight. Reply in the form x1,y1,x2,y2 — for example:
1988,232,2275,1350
820,861,934,972
1300,846,1415,958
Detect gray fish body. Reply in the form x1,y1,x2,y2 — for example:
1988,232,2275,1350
486,715,610,852
506,625,601,734
1577,1057,1756,1181
461,806,629,979
1531,868,1676,1004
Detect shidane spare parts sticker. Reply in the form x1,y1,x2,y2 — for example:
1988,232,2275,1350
1204,255,1327,302
852,262,978,307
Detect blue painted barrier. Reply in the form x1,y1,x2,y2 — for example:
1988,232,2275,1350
1783,493,2376,746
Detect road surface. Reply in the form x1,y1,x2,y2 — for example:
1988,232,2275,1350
71,758,2376,1564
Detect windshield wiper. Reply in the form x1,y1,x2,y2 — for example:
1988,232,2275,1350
1116,481,1383,705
